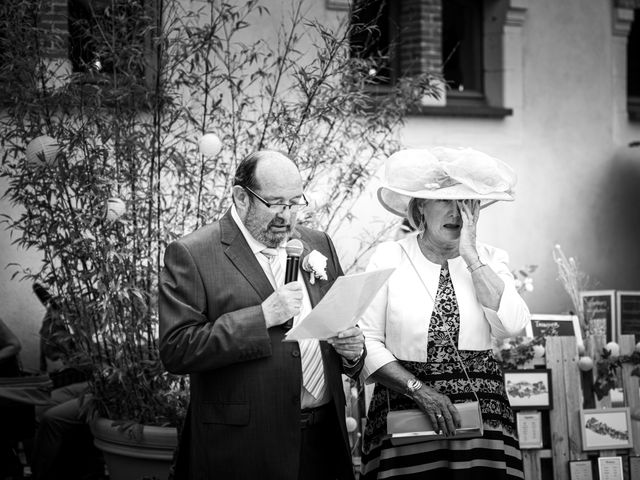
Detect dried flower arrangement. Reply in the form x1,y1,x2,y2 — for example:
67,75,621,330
552,244,589,334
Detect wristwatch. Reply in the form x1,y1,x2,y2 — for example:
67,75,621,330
405,378,423,396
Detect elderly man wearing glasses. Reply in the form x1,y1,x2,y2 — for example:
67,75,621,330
159,150,365,480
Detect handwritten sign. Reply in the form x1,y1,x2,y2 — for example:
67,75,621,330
516,411,543,449
597,456,623,480
569,460,593,480
581,290,615,341
525,314,583,347
618,291,640,342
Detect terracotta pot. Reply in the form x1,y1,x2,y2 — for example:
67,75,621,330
90,417,178,480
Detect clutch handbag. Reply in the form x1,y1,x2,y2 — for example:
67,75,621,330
386,401,483,445
385,244,484,445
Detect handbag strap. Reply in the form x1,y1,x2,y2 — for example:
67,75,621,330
397,243,480,404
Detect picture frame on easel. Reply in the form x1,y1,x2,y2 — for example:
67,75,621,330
616,291,640,342
504,369,552,410
579,407,633,451
581,290,616,341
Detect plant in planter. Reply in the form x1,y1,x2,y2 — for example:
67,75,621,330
1,0,437,474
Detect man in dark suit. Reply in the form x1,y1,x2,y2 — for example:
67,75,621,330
159,150,365,480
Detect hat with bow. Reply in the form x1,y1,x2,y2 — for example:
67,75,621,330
377,147,517,217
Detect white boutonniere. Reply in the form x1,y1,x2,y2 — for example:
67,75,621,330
302,250,328,284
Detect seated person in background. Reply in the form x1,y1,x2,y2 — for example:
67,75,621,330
33,283,91,417
30,284,104,480
0,317,21,376
0,317,34,479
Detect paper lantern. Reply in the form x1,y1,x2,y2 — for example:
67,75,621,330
198,133,222,157
635,342,640,353
26,135,59,166
578,356,594,371
345,416,358,432
577,343,586,356
105,197,126,221
605,341,620,359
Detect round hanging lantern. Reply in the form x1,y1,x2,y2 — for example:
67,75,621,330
26,135,59,166
604,341,620,359
578,356,594,371
105,197,126,221
198,133,222,157
345,416,358,433
577,343,586,356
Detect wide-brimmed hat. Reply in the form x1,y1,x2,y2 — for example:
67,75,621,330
377,147,517,217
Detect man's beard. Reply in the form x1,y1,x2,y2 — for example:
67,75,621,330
244,205,292,247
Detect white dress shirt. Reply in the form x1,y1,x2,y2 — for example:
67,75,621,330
230,205,329,408
359,234,531,382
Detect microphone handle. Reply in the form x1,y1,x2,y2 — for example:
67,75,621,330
284,256,301,329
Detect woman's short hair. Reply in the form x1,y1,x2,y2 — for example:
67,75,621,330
407,198,427,232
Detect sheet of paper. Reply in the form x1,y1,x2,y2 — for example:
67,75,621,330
284,268,395,341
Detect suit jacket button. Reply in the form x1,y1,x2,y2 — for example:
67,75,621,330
292,350,300,357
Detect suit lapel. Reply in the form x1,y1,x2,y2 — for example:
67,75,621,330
220,210,274,301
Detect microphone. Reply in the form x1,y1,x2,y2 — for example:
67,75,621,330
284,239,304,329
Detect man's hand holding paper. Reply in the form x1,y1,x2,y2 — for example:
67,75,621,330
327,326,364,362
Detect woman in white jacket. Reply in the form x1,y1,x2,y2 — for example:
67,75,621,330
359,147,531,480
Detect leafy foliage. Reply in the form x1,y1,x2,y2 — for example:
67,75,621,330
0,0,437,426
593,349,640,400
496,335,546,370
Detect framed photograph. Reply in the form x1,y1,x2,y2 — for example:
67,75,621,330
580,407,633,451
516,411,543,448
504,369,552,410
581,290,616,341
525,314,583,348
597,456,623,480
569,460,594,480
616,291,640,342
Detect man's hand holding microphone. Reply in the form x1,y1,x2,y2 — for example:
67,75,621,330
261,239,364,362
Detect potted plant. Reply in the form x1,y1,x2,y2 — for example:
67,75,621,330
0,0,436,477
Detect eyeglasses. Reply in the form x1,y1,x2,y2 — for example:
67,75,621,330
244,186,308,213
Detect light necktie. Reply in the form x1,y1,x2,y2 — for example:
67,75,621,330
261,247,284,287
261,247,325,400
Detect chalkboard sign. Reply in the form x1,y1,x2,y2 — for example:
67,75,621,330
525,314,583,347
581,290,616,342
617,291,640,342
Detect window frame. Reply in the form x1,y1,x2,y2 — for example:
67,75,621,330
627,8,640,121
348,0,523,118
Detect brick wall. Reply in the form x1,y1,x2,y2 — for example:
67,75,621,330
398,0,442,76
39,0,68,59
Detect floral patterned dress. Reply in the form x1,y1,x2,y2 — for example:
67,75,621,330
360,263,524,480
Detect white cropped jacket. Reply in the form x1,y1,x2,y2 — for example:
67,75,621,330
359,235,531,381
